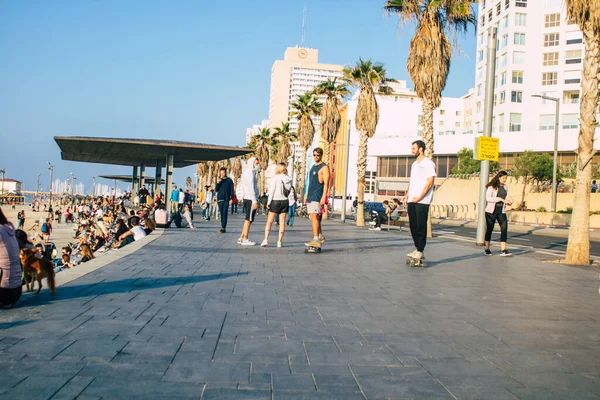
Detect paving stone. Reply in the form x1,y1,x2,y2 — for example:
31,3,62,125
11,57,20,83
0,216,598,398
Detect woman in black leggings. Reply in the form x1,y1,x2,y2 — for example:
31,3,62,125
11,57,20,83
484,170,513,256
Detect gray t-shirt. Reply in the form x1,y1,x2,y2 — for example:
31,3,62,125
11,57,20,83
0,223,22,289
497,186,507,200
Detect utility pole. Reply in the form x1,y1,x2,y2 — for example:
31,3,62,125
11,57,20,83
476,27,498,245
92,176,96,196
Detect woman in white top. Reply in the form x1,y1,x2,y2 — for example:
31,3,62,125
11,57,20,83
261,163,292,248
181,205,196,230
484,170,513,256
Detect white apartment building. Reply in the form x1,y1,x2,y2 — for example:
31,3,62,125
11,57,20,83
473,0,597,155
334,81,469,202
269,47,343,159
245,119,270,146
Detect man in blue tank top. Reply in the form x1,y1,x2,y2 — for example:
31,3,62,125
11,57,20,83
305,147,330,248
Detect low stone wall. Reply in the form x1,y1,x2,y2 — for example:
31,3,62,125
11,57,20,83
506,211,600,228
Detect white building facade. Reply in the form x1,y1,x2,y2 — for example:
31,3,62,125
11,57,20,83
473,0,596,153
336,82,470,202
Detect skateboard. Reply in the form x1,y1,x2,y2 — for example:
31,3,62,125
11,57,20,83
305,246,322,254
406,256,427,268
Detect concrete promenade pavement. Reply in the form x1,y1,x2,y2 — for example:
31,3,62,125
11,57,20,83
1,214,599,399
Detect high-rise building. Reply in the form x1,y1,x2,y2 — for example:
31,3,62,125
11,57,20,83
269,47,343,159
473,0,591,145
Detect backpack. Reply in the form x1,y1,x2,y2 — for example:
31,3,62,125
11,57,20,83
41,223,49,233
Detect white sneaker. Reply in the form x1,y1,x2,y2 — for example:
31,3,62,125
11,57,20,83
407,249,418,257
414,251,424,260
261,240,268,247
369,227,381,231
277,241,282,248
241,239,255,246
237,237,242,244
368,221,376,226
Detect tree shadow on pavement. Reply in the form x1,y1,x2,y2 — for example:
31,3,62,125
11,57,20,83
15,272,247,307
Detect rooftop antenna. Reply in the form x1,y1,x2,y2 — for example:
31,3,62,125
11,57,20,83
301,5,307,47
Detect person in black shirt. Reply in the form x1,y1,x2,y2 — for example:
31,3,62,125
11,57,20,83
215,167,234,233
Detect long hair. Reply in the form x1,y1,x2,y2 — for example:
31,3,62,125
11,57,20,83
0,207,7,225
486,170,508,189
275,162,288,175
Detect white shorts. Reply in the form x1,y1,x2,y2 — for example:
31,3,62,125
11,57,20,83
307,201,321,214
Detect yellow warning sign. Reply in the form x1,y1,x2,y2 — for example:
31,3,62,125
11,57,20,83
474,137,500,162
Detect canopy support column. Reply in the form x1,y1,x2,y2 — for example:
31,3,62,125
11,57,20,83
139,164,146,192
165,154,174,213
155,159,162,200
132,166,139,196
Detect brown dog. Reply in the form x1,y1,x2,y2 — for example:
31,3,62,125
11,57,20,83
19,248,56,295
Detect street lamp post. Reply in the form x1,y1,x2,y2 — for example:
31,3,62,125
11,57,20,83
532,94,560,212
36,173,41,204
48,163,54,207
0,168,5,200
70,172,76,197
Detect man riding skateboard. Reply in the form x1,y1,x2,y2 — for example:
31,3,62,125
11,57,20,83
403,140,436,263
305,147,330,250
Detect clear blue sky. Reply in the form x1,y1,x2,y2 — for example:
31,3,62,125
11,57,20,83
0,0,477,194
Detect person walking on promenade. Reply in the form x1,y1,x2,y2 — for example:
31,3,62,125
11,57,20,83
216,167,234,233
17,210,25,230
170,185,179,213
286,186,297,226
0,207,22,308
238,157,260,246
231,193,238,214
404,140,436,262
204,186,214,221
261,163,291,248
484,170,513,256
304,147,330,249
178,188,185,213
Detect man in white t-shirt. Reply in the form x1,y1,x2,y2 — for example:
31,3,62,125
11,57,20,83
403,140,436,261
118,216,147,247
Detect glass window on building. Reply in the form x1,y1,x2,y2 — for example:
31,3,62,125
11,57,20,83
562,90,579,104
564,70,581,84
543,52,559,66
539,114,555,130
498,113,505,132
516,0,527,7
565,49,582,64
545,13,560,27
496,3,501,15
512,70,524,83
500,91,506,104
501,34,508,48
501,72,506,85
514,33,526,45
544,33,560,47
505,0,510,8
437,156,448,178
399,158,408,177
515,12,527,26
513,52,525,64
509,113,522,131
542,72,558,85
388,157,398,177
511,91,523,103
562,114,579,129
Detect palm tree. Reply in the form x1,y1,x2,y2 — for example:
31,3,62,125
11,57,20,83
250,127,271,193
196,162,207,190
273,122,298,164
312,78,350,165
343,59,395,226
564,0,600,265
291,92,322,199
384,0,477,158
232,157,242,189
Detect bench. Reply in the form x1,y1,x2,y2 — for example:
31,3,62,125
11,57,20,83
386,211,408,231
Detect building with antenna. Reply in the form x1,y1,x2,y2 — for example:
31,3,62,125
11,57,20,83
268,47,343,159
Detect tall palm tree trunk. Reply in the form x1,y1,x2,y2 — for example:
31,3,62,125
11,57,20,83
422,98,435,159
565,29,599,265
299,150,308,201
356,133,369,227
422,98,435,237
324,142,331,169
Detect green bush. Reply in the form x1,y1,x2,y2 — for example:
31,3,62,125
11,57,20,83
536,206,547,212
557,207,573,214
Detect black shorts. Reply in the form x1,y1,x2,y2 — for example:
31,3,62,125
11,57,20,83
268,200,289,215
243,200,257,222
